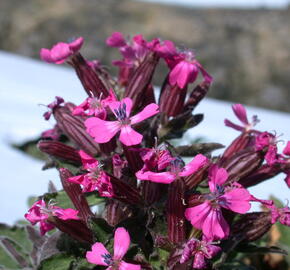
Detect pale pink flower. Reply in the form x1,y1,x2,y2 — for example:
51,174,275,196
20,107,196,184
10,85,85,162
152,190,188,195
85,98,159,146
224,104,259,132
180,238,221,269
86,227,141,270
185,166,251,240
68,150,113,196
168,51,212,88
40,37,84,64
24,199,79,235
136,154,208,184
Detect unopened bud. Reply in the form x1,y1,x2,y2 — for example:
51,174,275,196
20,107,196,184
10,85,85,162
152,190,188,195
38,140,82,166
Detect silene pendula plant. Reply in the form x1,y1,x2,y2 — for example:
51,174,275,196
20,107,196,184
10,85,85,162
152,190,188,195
4,32,289,270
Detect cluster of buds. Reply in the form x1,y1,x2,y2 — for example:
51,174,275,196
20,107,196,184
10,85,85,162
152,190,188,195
24,33,290,270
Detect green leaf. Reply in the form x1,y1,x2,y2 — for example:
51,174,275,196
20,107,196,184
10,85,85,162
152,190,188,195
85,192,105,207
219,261,256,270
38,253,74,270
88,217,113,244
236,243,288,255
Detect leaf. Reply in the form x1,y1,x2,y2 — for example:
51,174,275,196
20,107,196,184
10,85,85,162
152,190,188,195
85,192,105,206
38,253,74,270
88,217,113,244
175,143,224,156
236,243,288,255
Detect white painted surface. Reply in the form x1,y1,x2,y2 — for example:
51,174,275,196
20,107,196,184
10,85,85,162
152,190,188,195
0,51,289,224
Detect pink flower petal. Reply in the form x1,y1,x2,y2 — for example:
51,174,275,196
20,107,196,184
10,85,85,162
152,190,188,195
119,261,141,270
67,174,84,185
86,242,110,266
39,221,55,235
68,37,84,52
202,208,229,240
79,150,98,169
192,252,206,269
130,103,159,125
106,32,126,47
136,171,175,184
85,118,120,143
113,227,130,260
109,98,133,118
40,48,54,63
185,201,212,230
169,61,194,89
220,188,251,214
224,119,244,132
179,154,208,177
208,166,228,193
119,126,143,146
50,43,71,64
232,104,249,125
54,208,79,220
283,141,290,156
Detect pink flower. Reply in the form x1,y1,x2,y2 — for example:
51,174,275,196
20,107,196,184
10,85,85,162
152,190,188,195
68,150,113,196
180,238,221,269
24,200,79,235
168,51,212,88
86,227,141,270
283,141,290,156
136,154,208,184
106,32,127,48
224,104,259,132
185,166,251,240
40,37,84,64
85,98,159,146
43,96,64,120
72,90,117,119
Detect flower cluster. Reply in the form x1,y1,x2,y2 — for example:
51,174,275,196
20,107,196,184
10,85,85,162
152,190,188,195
23,33,290,269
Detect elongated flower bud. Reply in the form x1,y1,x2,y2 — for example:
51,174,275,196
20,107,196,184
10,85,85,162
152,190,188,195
167,178,187,244
159,75,187,117
239,164,283,188
53,106,100,156
183,81,210,112
125,52,159,109
38,140,82,166
110,175,142,205
232,212,272,242
222,149,264,182
70,53,109,97
48,216,94,244
219,132,254,166
59,168,94,223
140,181,165,206
104,200,132,227
184,164,209,190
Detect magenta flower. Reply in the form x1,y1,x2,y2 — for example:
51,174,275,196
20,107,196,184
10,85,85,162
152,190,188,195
180,238,221,269
283,141,290,156
136,154,208,184
224,104,259,132
68,150,113,196
40,37,84,64
43,96,64,120
86,227,141,270
24,199,79,235
185,166,251,240
168,51,212,88
85,98,159,146
72,90,117,119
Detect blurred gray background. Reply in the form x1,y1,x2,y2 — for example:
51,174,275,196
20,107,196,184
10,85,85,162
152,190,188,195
1,0,290,112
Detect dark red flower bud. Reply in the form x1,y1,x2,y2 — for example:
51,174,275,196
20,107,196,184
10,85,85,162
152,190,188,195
48,216,94,244
222,149,264,182
104,199,132,227
53,106,100,156
140,181,165,206
70,53,109,97
232,212,272,242
38,140,82,166
110,175,142,206
59,168,94,223
239,164,283,188
159,76,187,117
125,52,159,109
219,132,255,166
184,164,209,190
183,81,210,112
167,178,187,244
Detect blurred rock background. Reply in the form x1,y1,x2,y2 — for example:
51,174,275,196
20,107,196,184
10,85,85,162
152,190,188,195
1,0,290,111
